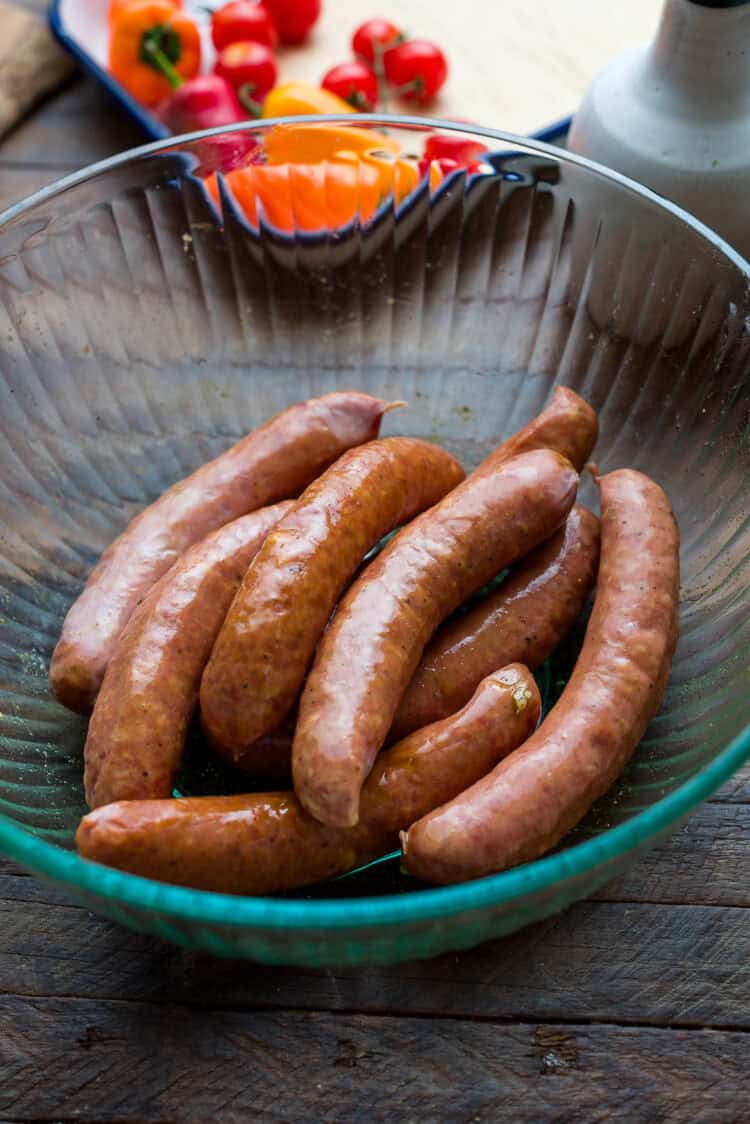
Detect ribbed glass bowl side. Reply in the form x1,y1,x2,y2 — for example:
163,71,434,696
0,118,748,963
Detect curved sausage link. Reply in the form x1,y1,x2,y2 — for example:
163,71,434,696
293,448,579,828
498,385,598,471
390,505,600,741
402,468,680,884
200,437,465,756
84,502,293,809
50,392,394,715
76,664,541,895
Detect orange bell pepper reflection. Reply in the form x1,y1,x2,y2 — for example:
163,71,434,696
204,124,440,234
262,123,401,164
205,159,382,233
109,0,200,107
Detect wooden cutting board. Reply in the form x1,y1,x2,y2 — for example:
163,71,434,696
0,1,75,140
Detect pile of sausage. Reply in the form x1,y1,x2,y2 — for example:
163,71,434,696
51,387,680,894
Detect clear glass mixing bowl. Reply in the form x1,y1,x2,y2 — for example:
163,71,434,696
0,117,748,964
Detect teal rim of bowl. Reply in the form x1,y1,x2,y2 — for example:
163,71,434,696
0,114,749,931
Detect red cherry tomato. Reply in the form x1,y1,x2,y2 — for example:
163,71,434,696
260,0,320,45
351,18,403,66
321,61,378,111
211,1,278,50
424,134,488,166
215,41,278,103
384,39,448,102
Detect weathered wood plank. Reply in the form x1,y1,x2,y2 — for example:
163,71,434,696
1,995,748,1123
3,885,750,1029
712,760,750,804
0,76,143,167
0,164,64,209
594,802,750,906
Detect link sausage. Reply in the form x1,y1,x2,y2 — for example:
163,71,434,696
402,468,680,884
50,392,394,715
293,447,579,828
389,505,600,741
84,502,293,809
200,437,465,756
76,665,541,894
496,385,598,472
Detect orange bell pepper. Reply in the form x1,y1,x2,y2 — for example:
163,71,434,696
109,0,201,107
108,0,180,25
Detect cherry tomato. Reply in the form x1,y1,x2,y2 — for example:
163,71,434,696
424,134,488,166
321,61,378,111
384,40,448,102
215,41,278,104
211,1,278,50
351,18,403,66
260,0,320,45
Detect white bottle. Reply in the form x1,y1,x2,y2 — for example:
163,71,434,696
568,0,750,261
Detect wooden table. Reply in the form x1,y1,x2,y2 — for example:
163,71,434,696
3,2,750,1120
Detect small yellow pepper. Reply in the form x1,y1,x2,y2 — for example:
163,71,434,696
262,82,354,118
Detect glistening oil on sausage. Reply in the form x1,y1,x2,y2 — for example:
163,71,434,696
293,447,579,829
50,391,395,715
389,505,600,741
76,665,541,895
401,468,680,884
84,502,293,809
200,437,465,757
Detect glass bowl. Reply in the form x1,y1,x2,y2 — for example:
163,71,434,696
0,116,748,965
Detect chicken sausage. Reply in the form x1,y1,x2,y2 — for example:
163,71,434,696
84,502,293,809
50,392,394,715
200,437,465,756
76,664,540,894
402,468,680,883
293,447,579,828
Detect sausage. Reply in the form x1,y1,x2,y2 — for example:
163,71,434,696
211,714,296,781
496,385,598,471
200,437,465,756
222,505,599,776
84,502,293,809
401,468,680,884
293,447,579,828
50,391,394,715
76,664,541,895
389,505,600,741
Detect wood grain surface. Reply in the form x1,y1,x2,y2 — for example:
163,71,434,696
3,2,750,1122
